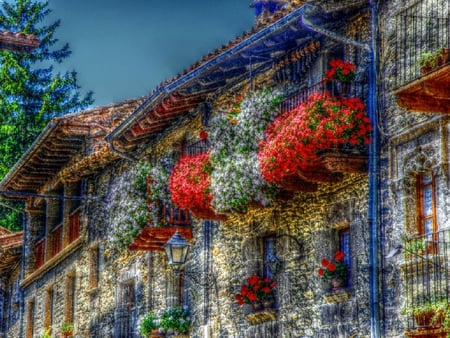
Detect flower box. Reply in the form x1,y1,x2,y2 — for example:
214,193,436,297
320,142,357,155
189,207,227,221
259,92,371,185
320,150,367,173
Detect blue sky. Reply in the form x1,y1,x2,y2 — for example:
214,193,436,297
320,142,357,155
46,1,255,107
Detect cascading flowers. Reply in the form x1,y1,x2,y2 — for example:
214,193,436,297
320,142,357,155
209,88,283,213
258,91,372,184
168,152,213,212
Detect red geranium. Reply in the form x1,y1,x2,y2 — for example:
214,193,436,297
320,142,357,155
317,251,349,282
235,274,276,306
326,59,356,82
258,91,372,184
169,153,213,210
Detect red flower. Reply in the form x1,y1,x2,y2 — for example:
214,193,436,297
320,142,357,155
325,59,356,82
334,250,345,262
258,92,372,184
169,153,213,210
235,275,276,306
199,130,208,140
327,263,336,272
317,251,349,282
247,292,257,302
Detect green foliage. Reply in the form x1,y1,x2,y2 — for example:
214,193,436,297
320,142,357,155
60,322,74,334
160,306,190,334
40,327,51,338
0,0,94,230
139,312,158,337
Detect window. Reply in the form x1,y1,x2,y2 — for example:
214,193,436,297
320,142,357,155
89,245,99,289
416,171,437,236
68,210,81,243
26,299,35,338
49,225,63,257
339,228,351,282
44,288,53,331
263,236,278,279
65,274,76,325
35,239,45,269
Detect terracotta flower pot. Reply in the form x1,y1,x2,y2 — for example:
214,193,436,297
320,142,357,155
262,299,274,310
330,277,346,291
251,301,263,312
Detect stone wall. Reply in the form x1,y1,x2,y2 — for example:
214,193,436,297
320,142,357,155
378,0,450,336
181,174,370,338
1,266,21,338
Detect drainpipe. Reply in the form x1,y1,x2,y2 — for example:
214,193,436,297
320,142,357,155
367,1,380,337
301,2,381,337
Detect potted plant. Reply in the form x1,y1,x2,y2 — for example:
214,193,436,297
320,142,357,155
160,306,191,337
60,322,74,337
258,92,372,187
401,297,447,329
235,274,277,312
209,88,282,213
139,312,161,337
325,58,356,83
417,48,450,74
418,51,438,74
317,250,350,290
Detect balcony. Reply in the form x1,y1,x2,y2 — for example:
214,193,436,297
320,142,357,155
392,0,450,113
401,229,450,337
275,80,369,191
128,203,192,251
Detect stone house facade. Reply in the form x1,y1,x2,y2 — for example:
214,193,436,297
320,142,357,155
0,0,449,337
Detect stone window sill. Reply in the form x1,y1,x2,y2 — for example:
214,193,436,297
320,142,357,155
323,289,352,303
245,309,278,325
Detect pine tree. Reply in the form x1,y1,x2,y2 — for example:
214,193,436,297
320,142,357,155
0,0,94,230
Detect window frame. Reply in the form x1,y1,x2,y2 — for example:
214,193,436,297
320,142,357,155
416,170,438,236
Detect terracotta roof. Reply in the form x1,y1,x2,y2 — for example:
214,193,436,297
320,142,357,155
0,97,145,193
0,228,23,275
0,30,40,52
107,6,318,152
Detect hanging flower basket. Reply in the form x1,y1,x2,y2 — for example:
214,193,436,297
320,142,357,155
169,153,226,221
258,92,372,185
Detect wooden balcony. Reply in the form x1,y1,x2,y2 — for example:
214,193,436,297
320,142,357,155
128,204,193,251
393,64,450,113
128,226,192,251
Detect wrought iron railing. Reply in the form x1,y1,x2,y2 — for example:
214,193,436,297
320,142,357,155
182,139,210,156
280,80,368,114
394,0,450,88
402,229,450,332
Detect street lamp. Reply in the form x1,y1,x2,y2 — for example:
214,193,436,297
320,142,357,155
163,231,216,287
164,231,191,275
